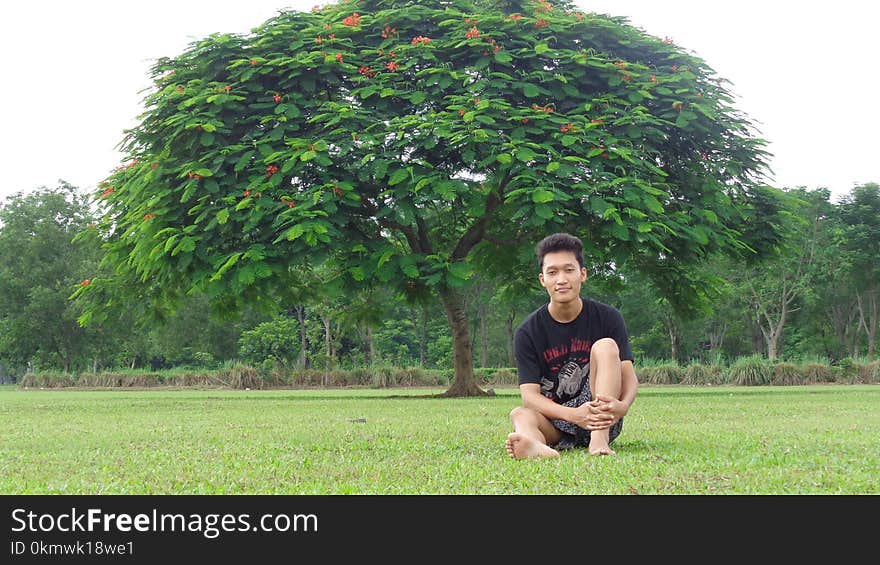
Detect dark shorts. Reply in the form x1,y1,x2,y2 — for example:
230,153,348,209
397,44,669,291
550,377,623,451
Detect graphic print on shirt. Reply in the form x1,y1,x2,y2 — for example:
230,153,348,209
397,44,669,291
539,337,593,402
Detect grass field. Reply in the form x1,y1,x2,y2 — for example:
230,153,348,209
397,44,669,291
1,384,877,494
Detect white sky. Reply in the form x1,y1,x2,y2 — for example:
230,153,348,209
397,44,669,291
1,0,877,204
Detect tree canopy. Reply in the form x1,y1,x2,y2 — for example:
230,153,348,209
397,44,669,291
79,0,777,395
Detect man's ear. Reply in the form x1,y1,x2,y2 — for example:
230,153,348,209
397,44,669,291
581,267,587,282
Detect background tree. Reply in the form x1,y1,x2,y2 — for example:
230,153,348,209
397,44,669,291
732,187,828,359
79,0,777,395
0,182,99,372
835,182,880,359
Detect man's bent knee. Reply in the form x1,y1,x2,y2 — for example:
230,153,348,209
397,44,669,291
509,406,534,421
591,337,620,357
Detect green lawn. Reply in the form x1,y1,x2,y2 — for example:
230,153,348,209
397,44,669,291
1,384,877,494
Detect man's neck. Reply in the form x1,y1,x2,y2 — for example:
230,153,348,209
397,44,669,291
548,297,583,323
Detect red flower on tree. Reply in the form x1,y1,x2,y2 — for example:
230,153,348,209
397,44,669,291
273,94,282,103
80,279,91,287
265,164,280,178
386,61,399,72
143,213,156,221
411,36,431,45
100,187,114,199
465,27,480,40
342,13,361,26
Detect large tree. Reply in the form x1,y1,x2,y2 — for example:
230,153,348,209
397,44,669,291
0,183,99,372
80,0,776,395
836,182,880,359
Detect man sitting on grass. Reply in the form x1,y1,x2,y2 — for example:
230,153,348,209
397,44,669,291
505,233,639,458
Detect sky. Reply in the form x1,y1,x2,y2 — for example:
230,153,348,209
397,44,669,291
1,0,877,205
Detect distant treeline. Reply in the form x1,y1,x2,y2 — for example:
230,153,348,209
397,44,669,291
1,182,878,381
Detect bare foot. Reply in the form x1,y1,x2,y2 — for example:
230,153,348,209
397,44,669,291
505,432,560,459
588,440,616,456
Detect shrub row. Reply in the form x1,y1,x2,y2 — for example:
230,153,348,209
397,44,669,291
19,366,520,390
640,357,880,386
19,360,878,390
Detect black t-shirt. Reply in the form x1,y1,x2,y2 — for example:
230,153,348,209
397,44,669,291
514,297,634,404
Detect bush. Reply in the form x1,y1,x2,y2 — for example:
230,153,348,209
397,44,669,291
800,362,835,384
237,317,300,367
861,361,880,384
474,368,518,386
639,363,682,385
78,371,165,387
729,356,772,386
772,362,801,386
682,363,725,385
20,372,76,388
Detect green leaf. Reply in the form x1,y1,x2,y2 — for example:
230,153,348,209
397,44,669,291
388,168,410,186
522,84,540,98
494,50,512,63
401,264,420,278
546,162,561,173
533,189,555,203
284,224,305,241
217,208,230,225
211,252,242,280
535,204,554,219
496,154,513,164
172,236,196,256
516,147,538,162
561,135,577,147
610,223,630,240
349,266,366,281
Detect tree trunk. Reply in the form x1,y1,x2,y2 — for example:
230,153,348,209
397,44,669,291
294,306,308,369
506,308,516,367
439,287,486,397
870,292,877,360
419,307,427,368
662,311,679,363
479,300,488,368
858,290,878,360
366,325,376,366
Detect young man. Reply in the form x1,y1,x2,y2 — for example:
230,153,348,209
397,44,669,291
505,233,638,458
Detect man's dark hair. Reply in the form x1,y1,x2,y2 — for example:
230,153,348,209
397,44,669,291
536,233,585,270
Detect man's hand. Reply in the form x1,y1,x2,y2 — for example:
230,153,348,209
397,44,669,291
593,394,627,424
571,398,612,430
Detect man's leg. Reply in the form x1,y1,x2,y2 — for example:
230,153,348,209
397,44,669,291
505,406,562,459
587,338,623,455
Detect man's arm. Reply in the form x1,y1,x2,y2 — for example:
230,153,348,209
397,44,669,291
519,383,578,422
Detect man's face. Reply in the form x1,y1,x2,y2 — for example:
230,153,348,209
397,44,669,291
539,250,587,304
